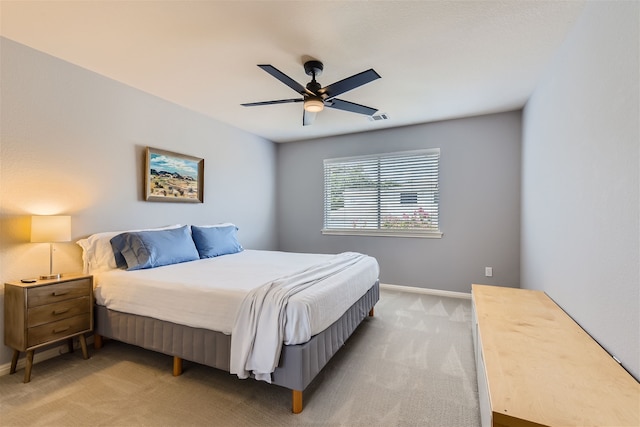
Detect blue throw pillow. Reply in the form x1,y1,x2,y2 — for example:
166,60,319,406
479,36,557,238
191,225,243,258
110,225,200,270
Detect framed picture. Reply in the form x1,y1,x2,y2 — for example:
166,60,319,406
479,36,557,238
145,147,204,203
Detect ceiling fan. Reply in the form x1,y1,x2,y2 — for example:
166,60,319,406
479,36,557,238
241,60,381,126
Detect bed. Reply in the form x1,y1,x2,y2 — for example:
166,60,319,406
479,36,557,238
77,224,380,413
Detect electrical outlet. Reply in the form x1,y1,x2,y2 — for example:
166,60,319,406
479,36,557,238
485,267,493,277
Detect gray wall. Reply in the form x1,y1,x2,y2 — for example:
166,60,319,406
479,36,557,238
521,1,639,379
277,112,522,293
0,38,278,367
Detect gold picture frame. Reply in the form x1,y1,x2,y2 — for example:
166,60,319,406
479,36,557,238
144,147,204,203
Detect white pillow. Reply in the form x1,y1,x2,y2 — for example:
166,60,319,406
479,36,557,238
76,224,183,274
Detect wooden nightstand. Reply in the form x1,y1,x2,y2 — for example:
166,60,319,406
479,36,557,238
4,274,93,383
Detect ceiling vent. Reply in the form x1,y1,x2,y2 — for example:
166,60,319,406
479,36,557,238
369,113,389,121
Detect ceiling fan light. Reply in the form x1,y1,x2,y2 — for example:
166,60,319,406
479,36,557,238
304,97,324,113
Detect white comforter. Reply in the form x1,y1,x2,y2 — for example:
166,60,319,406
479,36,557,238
230,252,368,381
94,249,379,358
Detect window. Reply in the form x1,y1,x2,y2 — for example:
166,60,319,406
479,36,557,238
323,149,441,238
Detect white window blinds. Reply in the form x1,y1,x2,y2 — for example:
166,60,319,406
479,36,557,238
323,149,441,238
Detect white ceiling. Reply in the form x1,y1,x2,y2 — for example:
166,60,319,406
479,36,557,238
1,1,585,143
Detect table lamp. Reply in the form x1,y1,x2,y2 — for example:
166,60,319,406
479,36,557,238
31,215,71,280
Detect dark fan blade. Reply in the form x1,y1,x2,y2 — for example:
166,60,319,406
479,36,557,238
241,98,303,107
326,99,378,116
303,109,316,126
319,69,381,100
258,65,309,95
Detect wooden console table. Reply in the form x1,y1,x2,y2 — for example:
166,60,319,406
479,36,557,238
472,284,639,427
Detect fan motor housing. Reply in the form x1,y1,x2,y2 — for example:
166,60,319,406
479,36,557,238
306,80,321,94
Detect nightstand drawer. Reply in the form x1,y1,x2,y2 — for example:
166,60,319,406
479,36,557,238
28,279,91,307
27,296,91,327
27,313,91,347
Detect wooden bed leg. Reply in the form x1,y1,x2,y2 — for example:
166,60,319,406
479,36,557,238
292,390,303,414
94,334,103,350
173,356,183,376
369,307,375,317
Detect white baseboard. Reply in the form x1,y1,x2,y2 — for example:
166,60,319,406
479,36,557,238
0,336,94,377
380,283,471,300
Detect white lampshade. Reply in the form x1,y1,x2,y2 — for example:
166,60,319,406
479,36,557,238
31,216,71,243
304,97,324,113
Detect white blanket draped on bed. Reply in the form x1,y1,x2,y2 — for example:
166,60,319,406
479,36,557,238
230,252,367,382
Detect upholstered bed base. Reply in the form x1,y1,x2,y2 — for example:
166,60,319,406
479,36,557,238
94,280,379,412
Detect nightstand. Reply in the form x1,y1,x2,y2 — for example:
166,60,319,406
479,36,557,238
4,274,93,383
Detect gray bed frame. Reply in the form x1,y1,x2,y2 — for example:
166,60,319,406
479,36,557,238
93,280,379,413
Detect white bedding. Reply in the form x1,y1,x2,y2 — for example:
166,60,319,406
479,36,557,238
94,249,379,345
231,252,368,381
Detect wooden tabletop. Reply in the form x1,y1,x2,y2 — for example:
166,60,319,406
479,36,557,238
472,284,639,427
5,273,91,288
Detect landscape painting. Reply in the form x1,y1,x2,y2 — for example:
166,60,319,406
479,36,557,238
145,147,204,203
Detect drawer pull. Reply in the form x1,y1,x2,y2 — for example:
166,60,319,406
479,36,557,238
53,291,70,297
53,308,70,315
53,326,70,334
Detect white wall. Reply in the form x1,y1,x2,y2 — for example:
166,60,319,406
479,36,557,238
521,1,639,379
0,38,278,366
277,112,522,293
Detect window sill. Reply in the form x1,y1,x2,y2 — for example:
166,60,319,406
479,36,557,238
321,229,443,238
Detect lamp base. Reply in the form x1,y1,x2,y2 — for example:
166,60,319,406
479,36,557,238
39,273,61,280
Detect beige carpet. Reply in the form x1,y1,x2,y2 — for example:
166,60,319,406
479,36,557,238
0,289,480,426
